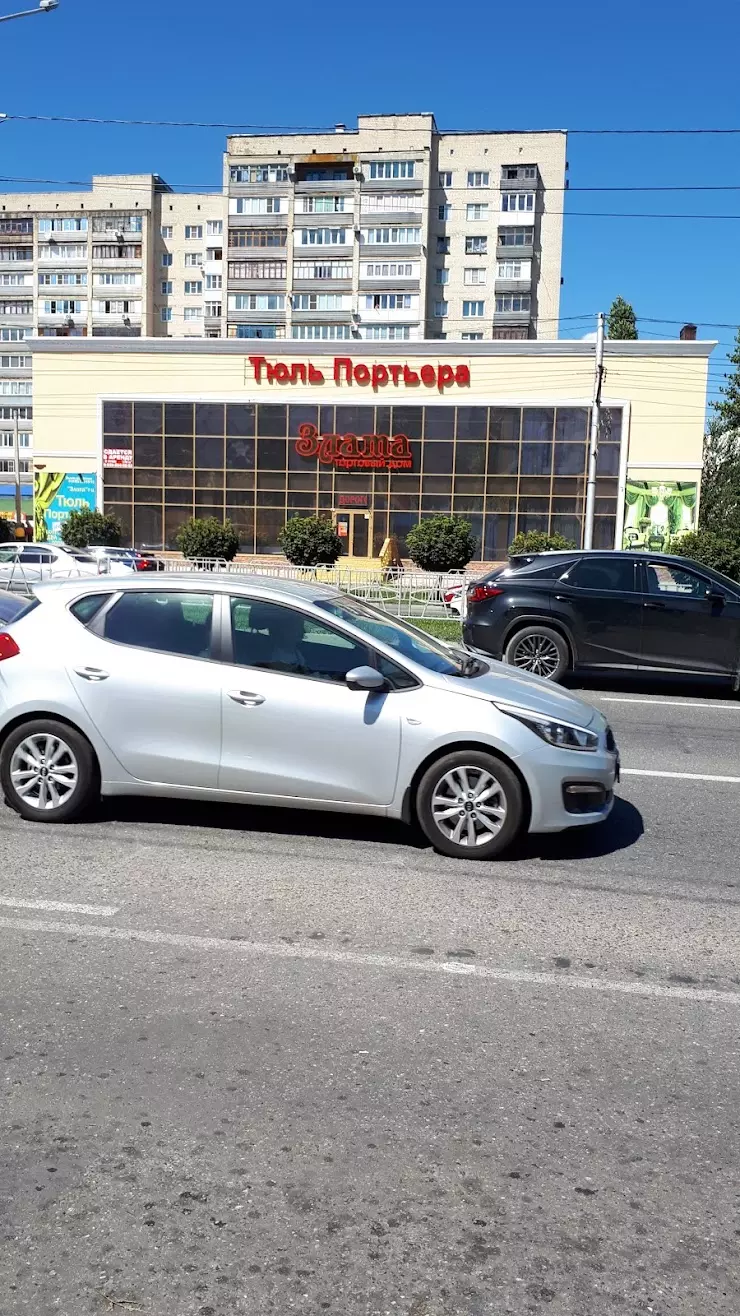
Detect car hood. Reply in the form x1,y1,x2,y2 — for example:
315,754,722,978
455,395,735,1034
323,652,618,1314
439,654,602,729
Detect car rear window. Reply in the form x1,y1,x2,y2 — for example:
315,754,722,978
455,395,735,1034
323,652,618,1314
70,593,111,624
0,592,38,624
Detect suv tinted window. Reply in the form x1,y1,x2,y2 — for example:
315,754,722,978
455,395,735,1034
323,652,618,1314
566,556,638,592
230,598,371,683
645,561,712,598
103,591,213,658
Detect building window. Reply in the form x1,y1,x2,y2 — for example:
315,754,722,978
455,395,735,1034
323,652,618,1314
497,260,524,279
461,333,484,340
503,165,537,181
501,192,535,212
94,299,139,315
41,299,84,315
464,268,487,285
297,196,346,214
495,294,531,312
297,228,348,246
38,217,88,233
161,280,172,295
0,355,31,368
91,244,141,260
230,164,289,183
467,172,489,188
363,262,416,278
499,227,534,247
184,225,203,240
0,301,32,316
206,220,223,236
229,294,285,311
161,253,173,267
92,213,142,234
38,272,88,287
39,244,88,261
438,171,453,187
0,219,33,235
465,236,487,255
364,293,413,310
294,293,349,311
228,259,287,279
367,161,415,179
463,301,485,317
291,324,352,340
228,229,287,249
0,247,33,262
438,204,451,221
466,203,488,221
161,308,172,323
0,329,27,343
160,225,173,239
183,307,202,321
184,280,203,294
96,273,139,287
184,253,202,267
436,237,450,255
435,268,449,285
205,274,222,290
361,227,420,245
433,301,448,318
360,194,420,214
363,325,411,340
0,274,30,287
0,381,32,394
231,197,284,215
295,260,353,280
205,302,222,317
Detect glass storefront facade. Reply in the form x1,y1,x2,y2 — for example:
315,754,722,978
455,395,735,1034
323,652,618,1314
102,400,622,558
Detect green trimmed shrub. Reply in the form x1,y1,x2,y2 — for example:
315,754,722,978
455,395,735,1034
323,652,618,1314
176,516,239,561
405,516,477,571
278,516,343,566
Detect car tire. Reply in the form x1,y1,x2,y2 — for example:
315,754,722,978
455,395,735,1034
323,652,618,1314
0,719,98,824
416,750,524,861
503,625,569,682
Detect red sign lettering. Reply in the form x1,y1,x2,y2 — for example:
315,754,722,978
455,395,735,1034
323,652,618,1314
295,423,413,470
248,356,469,392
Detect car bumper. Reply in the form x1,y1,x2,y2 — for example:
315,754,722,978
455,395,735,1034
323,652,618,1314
463,619,502,658
516,745,619,833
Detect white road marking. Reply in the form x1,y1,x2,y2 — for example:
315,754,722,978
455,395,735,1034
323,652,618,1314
0,915,737,1007
599,696,738,710
622,768,740,784
0,897,119,917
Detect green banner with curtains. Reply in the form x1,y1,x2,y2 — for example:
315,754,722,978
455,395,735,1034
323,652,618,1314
622,479,698,551
34,471,97,544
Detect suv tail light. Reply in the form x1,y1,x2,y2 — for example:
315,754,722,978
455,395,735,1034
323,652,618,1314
467,584,503,605
0,632,20,661
135,559,149,571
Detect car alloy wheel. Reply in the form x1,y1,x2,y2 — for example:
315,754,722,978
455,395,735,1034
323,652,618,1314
510,632,562,678
10,732,79,811
430,764,507,849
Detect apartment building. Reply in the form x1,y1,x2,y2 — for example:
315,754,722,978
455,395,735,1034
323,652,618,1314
0,176,223,494
224,113,566,346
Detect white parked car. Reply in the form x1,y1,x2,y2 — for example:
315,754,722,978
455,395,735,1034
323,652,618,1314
86,546,139,575
0,542,106,588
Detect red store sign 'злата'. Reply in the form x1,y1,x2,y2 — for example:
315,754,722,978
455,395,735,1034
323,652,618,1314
248,355,470,392
295,424,413,470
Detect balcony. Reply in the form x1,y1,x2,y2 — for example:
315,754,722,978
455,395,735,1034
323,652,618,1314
494,277,532,294
292,278,353,293
500,165,540,188
359,175,423,193
493,308,532,328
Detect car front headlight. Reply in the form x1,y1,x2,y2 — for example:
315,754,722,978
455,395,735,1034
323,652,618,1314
495,701,599,751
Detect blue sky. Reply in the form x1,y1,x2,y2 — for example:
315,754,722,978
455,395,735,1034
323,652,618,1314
1,0,738,401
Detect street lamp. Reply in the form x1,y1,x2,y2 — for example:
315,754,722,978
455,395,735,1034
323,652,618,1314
0,0,59,22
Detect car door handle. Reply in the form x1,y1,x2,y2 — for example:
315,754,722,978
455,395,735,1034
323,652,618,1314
643,601,666,610
74,666,110,681
228,689,265,707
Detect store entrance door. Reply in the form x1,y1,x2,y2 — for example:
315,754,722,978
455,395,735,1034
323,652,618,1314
335,510,371,558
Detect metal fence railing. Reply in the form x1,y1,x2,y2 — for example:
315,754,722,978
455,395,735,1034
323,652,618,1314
164,559,468,618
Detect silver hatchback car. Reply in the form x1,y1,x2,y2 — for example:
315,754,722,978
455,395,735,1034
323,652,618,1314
0,575,618,860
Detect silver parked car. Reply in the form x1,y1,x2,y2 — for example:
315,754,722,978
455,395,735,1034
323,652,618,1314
0,541,105,587
0,576,619,859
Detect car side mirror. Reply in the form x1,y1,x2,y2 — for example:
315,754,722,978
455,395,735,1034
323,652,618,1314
707,588,725,604
345,665,386,692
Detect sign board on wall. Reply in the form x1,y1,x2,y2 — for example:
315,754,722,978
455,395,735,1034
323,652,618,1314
622,480,698,551
34,472,97,544
103,448,133,468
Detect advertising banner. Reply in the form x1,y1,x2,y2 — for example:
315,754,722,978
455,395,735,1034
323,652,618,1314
622,479,698,552
34,472,97,544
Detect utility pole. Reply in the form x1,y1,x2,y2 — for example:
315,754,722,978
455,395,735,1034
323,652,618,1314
0,1,59,24
583,311,605,551
12,407,22,526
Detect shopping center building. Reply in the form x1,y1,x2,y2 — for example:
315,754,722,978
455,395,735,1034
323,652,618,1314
29,336,713,559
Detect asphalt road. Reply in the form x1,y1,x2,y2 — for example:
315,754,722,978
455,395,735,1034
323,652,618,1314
1,682,739,1316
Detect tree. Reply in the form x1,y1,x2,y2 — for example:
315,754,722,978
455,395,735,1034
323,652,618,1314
606,296,638,340
61,509,121,548
669,530,740,583
278,516,343,566
405,516,477,572
700,328,740,538
508,530,577,557
0,518,14,543
176,516,239,561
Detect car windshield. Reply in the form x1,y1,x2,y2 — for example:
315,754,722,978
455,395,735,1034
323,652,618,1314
69,552,96,564
316,594,467,676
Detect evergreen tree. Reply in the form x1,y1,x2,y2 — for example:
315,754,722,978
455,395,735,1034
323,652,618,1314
606,296,638,340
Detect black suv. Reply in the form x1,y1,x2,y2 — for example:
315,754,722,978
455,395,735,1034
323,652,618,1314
463,551,740,685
